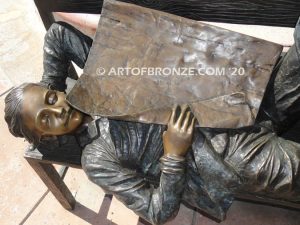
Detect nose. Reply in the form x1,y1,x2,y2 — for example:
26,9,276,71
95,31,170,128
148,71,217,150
48,103,70,117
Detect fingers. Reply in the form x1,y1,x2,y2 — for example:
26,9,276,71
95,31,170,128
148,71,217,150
169,105,177,125
187,117,196,134
169,104,196,133
176,104,188,127
182,111,191,131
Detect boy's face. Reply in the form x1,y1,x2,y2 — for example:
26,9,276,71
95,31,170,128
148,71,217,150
21,85,83,137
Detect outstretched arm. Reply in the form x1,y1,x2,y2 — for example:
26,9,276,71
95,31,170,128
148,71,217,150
82,106,195,225
40,22,92,91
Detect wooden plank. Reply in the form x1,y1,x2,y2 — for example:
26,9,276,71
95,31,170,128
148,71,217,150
24,147,82,168
25,158,76,210
34,0,55,30
34,0,300,27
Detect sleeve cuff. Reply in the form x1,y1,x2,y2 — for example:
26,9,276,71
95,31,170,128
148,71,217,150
160,155,186,174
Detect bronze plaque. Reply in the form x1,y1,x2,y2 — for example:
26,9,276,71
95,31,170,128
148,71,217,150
67,0,282,128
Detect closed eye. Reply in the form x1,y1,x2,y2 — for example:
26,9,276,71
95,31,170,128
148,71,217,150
45,90,58,105
41,114,50,127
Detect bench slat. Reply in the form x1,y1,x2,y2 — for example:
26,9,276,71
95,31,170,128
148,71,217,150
35,0,300,27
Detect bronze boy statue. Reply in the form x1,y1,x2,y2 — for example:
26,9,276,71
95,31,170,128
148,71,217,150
4,21,300,224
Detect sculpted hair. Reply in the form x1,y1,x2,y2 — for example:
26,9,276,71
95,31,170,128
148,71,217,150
4,83,45,145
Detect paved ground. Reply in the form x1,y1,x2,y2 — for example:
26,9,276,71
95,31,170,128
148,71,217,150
0,1,300,225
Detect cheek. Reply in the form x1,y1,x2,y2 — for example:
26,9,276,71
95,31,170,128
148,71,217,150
57,92,66,99
69,112,83,128
56,98,66,105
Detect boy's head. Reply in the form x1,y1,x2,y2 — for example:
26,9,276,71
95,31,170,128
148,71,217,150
4,83,83,145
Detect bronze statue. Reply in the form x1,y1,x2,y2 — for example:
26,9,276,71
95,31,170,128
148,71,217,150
4,9,300,225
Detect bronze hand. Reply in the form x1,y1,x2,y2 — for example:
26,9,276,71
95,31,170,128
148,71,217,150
163,105,195,157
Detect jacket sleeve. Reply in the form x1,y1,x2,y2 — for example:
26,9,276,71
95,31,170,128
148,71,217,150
224,123,300,199
40,22,92,91
274,18,300,127
81,121,186,225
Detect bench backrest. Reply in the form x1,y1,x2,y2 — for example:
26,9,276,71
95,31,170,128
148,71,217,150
35,0,300,28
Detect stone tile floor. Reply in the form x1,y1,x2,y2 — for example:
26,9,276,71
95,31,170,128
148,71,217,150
0,0,300,225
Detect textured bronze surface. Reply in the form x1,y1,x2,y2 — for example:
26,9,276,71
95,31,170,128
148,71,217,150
67,0,282,128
